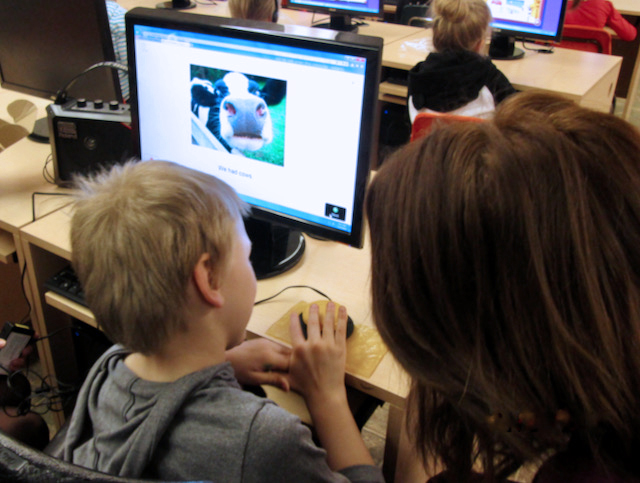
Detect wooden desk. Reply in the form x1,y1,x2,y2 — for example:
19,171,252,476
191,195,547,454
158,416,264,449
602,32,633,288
379,29,622,112
0,90,69,264
0,88,71,332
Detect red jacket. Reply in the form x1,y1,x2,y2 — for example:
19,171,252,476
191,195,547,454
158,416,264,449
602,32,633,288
565,0,637,41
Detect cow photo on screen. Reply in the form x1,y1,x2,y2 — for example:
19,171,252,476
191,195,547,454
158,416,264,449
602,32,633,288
190,65,287,167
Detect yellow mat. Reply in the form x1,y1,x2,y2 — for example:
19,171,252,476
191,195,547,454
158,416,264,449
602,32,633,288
266,301,388,378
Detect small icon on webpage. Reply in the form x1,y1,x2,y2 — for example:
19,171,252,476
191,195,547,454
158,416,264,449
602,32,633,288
325,203,346,221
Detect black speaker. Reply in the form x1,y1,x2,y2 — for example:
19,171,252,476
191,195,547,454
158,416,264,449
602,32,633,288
47,100,133,187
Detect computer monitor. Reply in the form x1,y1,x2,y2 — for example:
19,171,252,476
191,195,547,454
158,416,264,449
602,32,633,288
487,0,569,60
126,8,382,278
283,0,382,32
0,0,123,140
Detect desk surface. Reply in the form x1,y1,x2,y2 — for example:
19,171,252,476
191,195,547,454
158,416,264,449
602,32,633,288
380,29,622,111
0,90,70,236
611,0,640,16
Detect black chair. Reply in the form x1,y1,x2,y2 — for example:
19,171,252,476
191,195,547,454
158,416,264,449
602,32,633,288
399,4,432,26
395,0,432,25
0,430,208,483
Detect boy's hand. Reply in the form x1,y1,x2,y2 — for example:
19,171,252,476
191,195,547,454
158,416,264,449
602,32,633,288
0,336,36,372
225,338,291,391
288,302,348,404
288,303,374,471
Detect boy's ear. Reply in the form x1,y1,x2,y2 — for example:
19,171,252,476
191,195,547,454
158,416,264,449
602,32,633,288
193,253,224,308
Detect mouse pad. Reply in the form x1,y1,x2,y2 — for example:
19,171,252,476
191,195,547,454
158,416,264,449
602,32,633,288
265,301,388,378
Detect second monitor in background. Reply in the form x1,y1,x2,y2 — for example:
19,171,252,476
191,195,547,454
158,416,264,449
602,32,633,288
283,0,381,31
488,0,569,59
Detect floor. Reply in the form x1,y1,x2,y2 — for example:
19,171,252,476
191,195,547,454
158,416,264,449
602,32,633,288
615,91,640,127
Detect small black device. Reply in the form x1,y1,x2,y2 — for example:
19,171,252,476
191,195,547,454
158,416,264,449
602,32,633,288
0,322,35,375
47,99,133,187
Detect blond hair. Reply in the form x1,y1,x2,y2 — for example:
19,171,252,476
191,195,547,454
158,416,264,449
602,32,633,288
431,0,491,52
70,160,249,355
229,0,276,22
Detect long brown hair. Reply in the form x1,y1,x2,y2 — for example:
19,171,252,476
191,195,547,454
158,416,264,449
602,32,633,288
366,91,640,480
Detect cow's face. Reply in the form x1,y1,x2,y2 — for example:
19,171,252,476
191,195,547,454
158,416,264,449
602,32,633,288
218,72,274,151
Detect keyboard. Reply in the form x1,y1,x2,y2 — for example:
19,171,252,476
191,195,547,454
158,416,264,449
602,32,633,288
44,266,88,307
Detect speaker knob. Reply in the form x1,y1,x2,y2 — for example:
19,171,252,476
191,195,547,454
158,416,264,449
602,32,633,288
77,99,87,108
94,99,104,109
109,100,120,111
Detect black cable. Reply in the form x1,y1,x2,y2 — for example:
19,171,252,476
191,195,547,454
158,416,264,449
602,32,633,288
522,41,555,54
54,61,129,105
18,261,32,326
254,285,332,306
42,153,56,185
33,325,75,343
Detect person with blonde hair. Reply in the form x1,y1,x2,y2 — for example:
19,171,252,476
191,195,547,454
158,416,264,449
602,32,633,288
50,160,383,482
366,91,640,482
229,0,278,22
408,0,515,122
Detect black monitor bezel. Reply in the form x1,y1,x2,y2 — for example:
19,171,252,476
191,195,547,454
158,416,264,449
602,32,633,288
283,0,383,25
125,8,382,249
0,0,122,102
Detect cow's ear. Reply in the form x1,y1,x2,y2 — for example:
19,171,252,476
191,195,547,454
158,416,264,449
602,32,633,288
261,79,286,106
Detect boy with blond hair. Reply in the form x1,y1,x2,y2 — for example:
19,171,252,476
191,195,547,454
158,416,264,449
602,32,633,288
51,160,382,482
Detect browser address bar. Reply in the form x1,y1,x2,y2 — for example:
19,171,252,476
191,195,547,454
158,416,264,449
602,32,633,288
155,35,348,67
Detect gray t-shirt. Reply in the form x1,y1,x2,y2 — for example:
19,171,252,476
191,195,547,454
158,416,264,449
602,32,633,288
51,345,383,483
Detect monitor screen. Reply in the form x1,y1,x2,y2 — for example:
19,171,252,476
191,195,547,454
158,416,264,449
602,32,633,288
283,0,381,31
487,0,569,59
0,0,122,102
126,8,382,278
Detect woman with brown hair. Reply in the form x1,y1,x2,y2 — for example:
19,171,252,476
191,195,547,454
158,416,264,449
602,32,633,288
366,91,640,482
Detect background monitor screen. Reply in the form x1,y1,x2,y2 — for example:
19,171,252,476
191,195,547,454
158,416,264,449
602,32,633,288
0,0,122,102
126,8,382,278
283,0,381,31
487,0,569,59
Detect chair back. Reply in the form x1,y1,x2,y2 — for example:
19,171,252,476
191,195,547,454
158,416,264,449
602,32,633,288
0,430,207,483
557,24,612,54
399,3,431,26
410,112,483,142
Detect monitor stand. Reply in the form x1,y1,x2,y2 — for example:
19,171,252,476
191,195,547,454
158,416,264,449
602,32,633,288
489,34,524,60
156,0,196,9
314,14,358,32
27,117,50,143
245,217,305,280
